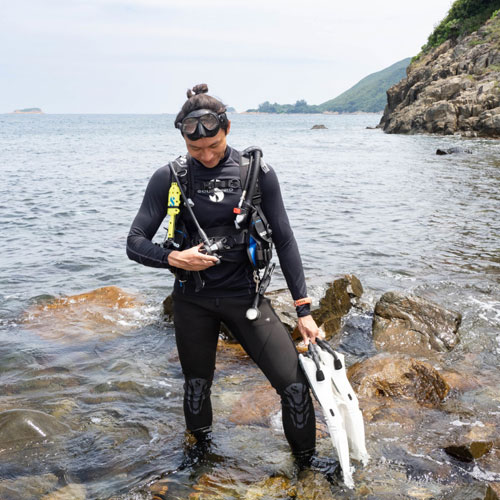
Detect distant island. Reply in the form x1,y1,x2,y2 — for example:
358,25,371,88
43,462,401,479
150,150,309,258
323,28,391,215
246,58,411,114
12,108,43,114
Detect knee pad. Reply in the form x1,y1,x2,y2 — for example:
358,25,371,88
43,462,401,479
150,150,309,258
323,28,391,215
281,383,312,430
184,378,212,415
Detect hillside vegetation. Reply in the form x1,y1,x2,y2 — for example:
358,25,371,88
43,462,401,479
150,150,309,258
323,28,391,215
247,58,411,114
319,58,411,113
418,0,500,56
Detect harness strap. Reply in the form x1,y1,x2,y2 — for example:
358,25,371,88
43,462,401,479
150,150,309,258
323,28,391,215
194,179,241,191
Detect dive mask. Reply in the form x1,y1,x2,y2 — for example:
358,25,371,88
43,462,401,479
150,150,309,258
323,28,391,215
176,109,228,140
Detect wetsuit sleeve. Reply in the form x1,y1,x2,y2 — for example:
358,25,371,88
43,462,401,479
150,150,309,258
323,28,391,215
126,165,173,268
259,166,311,317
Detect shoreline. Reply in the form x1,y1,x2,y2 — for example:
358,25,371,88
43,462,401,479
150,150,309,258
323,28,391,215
240,110,383,115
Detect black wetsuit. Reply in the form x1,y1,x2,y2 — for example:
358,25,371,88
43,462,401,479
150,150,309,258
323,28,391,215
127,146,315,455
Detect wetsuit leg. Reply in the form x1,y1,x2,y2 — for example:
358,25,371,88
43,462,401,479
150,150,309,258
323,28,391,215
219,296,316,455
173,293,221,434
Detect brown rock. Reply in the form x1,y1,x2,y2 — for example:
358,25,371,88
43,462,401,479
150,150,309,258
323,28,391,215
347,353,450,407
308,274,363,340
442,483,499,500
23,286,141,342
444,441,493,462
440,369,482,392
41,484,86,500
372,291,461,353
487,483,500,500
162,294,173,321
150,478,169,500
229,385,280,425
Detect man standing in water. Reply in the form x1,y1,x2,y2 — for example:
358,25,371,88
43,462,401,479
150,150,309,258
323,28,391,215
127,84,335,474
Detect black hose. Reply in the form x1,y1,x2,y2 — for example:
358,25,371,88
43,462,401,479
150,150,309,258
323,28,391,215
169,163,219,261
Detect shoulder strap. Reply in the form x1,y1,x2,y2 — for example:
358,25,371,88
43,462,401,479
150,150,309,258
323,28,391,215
171,155,191,199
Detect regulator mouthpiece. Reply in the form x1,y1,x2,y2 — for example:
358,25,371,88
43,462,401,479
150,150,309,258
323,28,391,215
246,307,260,321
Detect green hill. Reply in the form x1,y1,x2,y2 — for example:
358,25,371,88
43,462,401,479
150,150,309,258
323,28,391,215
247,58,411,113
318,58,411,113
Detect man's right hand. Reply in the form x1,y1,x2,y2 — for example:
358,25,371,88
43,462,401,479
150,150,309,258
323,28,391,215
168,244,219,271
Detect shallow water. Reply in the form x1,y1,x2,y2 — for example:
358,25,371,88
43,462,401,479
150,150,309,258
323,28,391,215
0,113,499,498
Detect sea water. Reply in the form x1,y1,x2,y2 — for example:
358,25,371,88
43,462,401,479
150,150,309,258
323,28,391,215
0,113,499,498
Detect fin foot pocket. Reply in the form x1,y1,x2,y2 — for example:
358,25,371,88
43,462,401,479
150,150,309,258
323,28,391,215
294,450,342,484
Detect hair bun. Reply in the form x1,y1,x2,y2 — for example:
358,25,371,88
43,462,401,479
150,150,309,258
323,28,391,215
187,83,209,98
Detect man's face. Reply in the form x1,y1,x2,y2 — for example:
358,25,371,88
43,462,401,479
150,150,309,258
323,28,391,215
184,122,231,168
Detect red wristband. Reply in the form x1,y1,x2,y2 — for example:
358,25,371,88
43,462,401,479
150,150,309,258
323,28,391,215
294,297,312,307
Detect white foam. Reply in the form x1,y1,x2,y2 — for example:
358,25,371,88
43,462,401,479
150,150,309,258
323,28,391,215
450,419,484,427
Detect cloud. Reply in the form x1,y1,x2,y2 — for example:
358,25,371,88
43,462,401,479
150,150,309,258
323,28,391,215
0,0,453,112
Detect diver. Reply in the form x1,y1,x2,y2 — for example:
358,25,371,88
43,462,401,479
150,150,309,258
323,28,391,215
126,84,333,474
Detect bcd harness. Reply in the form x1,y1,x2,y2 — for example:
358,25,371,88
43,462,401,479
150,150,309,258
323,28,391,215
163,147,274,319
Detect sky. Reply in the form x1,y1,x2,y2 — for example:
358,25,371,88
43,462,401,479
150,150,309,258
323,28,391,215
0,0,454,114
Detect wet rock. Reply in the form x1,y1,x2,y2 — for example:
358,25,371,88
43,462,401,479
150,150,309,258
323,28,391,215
488,483,500,500
229,385,280,426
347,353,450,407
41,483,86,500
150,478,169,500
442,483,499,500
308,274,363,340
296,469,339,498
243,475,297,499
436,147,473,155
0,474,58,500
266,289,298,334
444,441,493,462
162,293,173,321
440,369,482,392
0,409,71,445
49,399,78,419
216,337,251,370
311,124,327,129
372,291,461,353
24,286,142,342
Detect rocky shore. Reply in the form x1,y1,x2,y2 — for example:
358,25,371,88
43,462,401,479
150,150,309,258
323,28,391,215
379,14,500,137
161,275,500,498
2,280,498,498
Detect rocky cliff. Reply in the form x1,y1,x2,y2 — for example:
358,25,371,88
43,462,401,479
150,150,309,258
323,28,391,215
379,13,500,137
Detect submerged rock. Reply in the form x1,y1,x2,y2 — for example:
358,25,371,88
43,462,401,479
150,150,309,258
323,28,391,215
436,147,473,155
0,409,71,445
0,474,58,500
229,385,280,426
442,483,500,500
40,483,86,500
347,353,450,407
372,291,461,353
24,286,142,342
